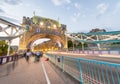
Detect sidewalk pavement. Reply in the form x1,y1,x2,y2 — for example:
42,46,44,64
0,56,79,84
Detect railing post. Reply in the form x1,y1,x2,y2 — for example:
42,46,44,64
0,58,3,64
55,55,57,65
62,56,64,72
115,66,120,84
6,57,9,62
12,56,14,61
78,59,83,84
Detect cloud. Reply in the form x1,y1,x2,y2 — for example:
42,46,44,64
0,15,21,25
71,12,86,22
0,8,5,13
4,0,22,5
51,0,71,6
71,12,81,22
114,2,120,14
74,3,81,10
97,3,108,14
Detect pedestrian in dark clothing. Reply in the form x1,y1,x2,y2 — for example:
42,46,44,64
34,51,41,62
25,49,32,63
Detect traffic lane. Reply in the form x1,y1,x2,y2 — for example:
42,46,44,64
53,53,120,64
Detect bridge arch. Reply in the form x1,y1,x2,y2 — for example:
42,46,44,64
27,33,66,48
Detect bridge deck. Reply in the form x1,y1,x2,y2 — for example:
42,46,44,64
0,56,79,84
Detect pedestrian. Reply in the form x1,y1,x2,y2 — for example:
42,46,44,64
25,49,32,63
34,51,41,62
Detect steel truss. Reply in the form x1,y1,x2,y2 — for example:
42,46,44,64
66,31,120,50
0,17,26,56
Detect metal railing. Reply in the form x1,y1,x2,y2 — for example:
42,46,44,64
0,54,21,64
45,54,120,84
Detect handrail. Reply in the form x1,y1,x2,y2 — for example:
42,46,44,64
0,54,22,64
45,53,120,84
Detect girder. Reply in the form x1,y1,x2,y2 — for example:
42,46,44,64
0,17,26,40
66,31,120,43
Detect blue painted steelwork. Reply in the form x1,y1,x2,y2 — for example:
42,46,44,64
83,31,120,35
105,65,110,84
68,31,120,44
110,66,115,84
101,64,106,84
62,56,64,72
78,60,83,84
45,53,120,84
97,64,101,83
115,66,120,84
88,39,120,43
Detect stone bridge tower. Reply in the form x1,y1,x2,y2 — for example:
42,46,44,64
19,16,67,50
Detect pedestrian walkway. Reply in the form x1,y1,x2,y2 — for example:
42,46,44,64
0,56,79,84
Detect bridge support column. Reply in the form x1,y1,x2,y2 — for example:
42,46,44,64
64,36,68,51
97,43,101,50
81,42,84,52
7,40,11,56
96,35,101,50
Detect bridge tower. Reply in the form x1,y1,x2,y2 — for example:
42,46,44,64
19,16,67,50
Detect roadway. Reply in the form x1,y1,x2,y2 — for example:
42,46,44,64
53,52,120,64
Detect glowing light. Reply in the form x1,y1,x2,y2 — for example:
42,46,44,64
53,24,56,29
40,22,43,26
47,26,50,29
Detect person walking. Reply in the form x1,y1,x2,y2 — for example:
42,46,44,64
34,51,41,62
25,49,32,63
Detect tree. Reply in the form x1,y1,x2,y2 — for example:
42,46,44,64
68,40,73,50
77,42,88,50
0,40,13,56
68,40,88,50
89,28,106,33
